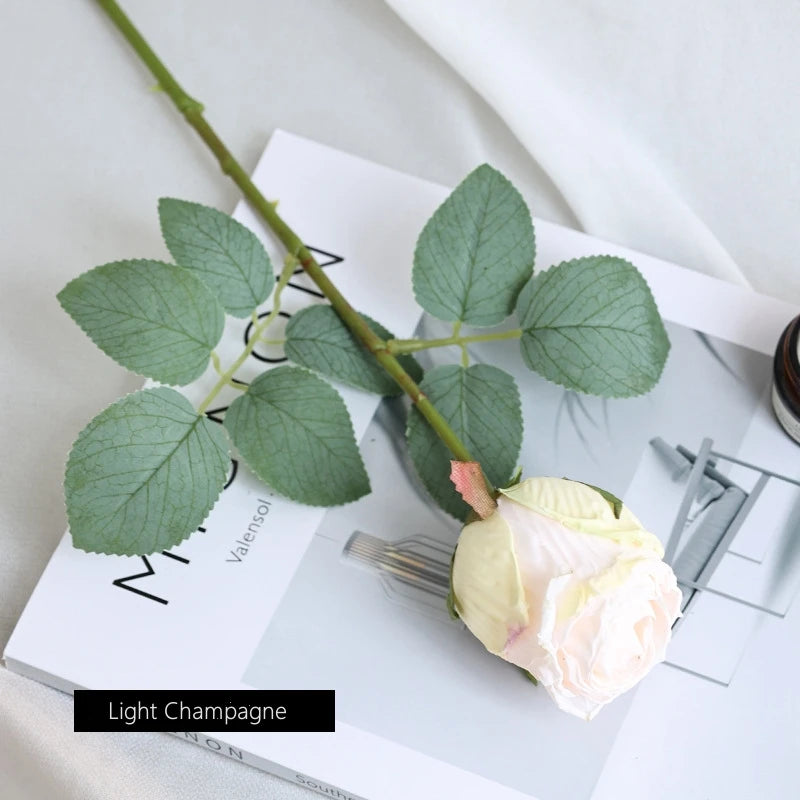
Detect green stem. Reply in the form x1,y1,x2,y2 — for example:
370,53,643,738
96,0,479,468
211,351,248,390
451,321,468,368
197,258,294,414
388,328,523,355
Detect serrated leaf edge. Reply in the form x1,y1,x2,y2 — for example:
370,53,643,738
64,386,231,556
225,365,371,507
157,197,274,318
412,164,535,328
517,255,671,398
57,259,225,387
405,364,524,521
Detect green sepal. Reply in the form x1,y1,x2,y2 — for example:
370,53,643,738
504,466,523,489
446,546,460,620
519,668,539,686
567,478,623,519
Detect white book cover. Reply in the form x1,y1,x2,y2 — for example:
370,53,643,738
5,130,800,800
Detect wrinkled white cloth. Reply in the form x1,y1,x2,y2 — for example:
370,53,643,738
2,2,798,799
386,0,800,301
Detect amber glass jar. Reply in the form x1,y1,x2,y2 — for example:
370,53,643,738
772,314,800,444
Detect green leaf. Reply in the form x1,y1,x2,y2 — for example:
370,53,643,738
517,256,670,397
569,479,624,519
413,164,535,327
224,366,370,506
406,364,522,519
57,260,225,385
284,305,423,395
65,387,230,555
159,198,275,317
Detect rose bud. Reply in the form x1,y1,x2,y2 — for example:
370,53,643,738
450,474,682,721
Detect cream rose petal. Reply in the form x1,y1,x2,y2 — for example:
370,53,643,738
450,477,683,721
500,477,665,556
451,511,528,655
498,498,622,686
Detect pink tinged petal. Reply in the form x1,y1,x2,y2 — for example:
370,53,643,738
453,478,684,721
548,687,608,722
450,460,497,519
531,574,572,688
496,499,622,688
451,512,528,654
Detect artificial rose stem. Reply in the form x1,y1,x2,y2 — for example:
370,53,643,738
94,0,479,470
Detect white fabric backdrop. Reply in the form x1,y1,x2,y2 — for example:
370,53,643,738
388,0,800,297
1,1,798,798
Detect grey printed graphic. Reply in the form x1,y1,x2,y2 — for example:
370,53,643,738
244,320,799,800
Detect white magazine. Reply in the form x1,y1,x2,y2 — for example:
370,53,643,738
5,131,800,800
